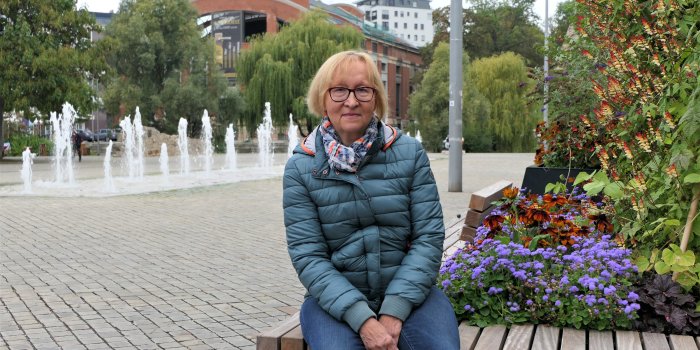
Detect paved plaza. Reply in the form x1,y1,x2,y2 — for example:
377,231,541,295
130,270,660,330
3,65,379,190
1,151,533,349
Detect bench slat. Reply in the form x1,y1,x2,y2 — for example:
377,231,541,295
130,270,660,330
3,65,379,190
503,324,535,350
465,207,493,227
668,334,699,350
281,325,305,350
460,225,477,242
257,313,301,350
588,330,614,350
641,332,670,350
615,330,642,350
531,325,560,350
561,328,585,350
458,322,481,350
468,180,512,212
474,325,507,350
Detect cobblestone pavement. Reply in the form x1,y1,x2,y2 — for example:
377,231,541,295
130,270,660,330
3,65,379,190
0,152,533,349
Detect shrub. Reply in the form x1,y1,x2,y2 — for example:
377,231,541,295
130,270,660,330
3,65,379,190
8,134,52,156
632,272,700,336
439,188,640,330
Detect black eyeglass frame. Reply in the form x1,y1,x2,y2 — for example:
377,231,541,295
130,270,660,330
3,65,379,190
327,86,377,102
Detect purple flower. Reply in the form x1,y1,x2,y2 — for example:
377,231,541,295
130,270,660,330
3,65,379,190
555,300,562,307
627,291,639,301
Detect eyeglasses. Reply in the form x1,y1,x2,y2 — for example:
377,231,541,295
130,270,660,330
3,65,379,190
327,86,376,102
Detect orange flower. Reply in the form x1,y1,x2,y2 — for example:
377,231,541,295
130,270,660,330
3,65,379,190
635,133,651,152
665,163,678,177
503,186,519,199
621,141,633,159
641,18,653,35
664,111,676,129
589,213,614,233
582,49,593,58
483,214,505,230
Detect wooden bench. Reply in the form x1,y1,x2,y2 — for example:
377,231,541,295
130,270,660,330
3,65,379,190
257,181,513,350
257,181,700,350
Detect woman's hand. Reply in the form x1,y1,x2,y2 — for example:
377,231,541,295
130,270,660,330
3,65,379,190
359,318,398,350
378,315,403,344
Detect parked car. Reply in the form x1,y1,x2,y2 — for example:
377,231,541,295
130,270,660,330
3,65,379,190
443,137,450,150
96,129,118,141
76,129,96,142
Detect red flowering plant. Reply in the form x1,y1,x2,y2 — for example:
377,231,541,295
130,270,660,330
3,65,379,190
566,0,700,291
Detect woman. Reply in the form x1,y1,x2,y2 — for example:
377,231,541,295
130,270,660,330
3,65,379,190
283,50,459,350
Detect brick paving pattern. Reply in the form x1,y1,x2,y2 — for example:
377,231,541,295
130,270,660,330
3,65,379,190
0,152,532,349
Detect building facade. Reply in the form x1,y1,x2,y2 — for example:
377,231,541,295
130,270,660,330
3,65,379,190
355,0,433,48
191,0,422,128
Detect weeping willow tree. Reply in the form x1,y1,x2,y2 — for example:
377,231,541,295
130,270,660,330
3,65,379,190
409,42,491,152
236,10,363,135
468,52,538,152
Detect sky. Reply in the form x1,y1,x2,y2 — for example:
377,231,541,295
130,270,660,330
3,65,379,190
77,0,564,27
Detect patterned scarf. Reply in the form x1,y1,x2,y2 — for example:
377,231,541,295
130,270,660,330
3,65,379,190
319,116,378,173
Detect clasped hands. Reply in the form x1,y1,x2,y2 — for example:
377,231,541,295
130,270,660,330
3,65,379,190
359,315,403,350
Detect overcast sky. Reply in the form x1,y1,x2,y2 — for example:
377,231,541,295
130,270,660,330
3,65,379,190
76,0,564,28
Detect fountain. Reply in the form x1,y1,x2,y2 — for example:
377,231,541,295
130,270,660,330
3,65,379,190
287,114,298,159
225,123,237,170
49,103,77,184
178,118,190,175
21,148,33,193
119,116,135,178
257,102,274,169
133,108,145,178
201,110,213,175
159,143,169,183
415,130,423,143
2,103,292,198
103,141,115,193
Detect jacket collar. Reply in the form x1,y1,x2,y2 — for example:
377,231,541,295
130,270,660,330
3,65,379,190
295,121,400,157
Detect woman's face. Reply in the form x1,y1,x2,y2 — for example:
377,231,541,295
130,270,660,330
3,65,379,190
324,59,376,146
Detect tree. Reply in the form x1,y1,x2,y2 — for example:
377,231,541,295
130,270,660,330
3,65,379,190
102,0,228,137
468,52,538,151
430,1,544,67
0,0,107,158
409,42,491,152
236,10,363,135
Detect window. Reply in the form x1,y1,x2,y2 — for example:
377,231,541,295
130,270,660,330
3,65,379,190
403,23,407,29
413,1,417,7
370,11,377,20
400,11,404,17
382,21,389,30
382,10,389,20
381,62,387,71
372,42,377,52
414,12,418,18
396,64,401,74
383,46,388,55
414,34,417,40
420,24,424,30
394,22,398,28
414,23,417,29
421,35,425,41
394,10,398,16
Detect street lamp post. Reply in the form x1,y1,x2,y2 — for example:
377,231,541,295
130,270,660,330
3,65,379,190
448,0,464,192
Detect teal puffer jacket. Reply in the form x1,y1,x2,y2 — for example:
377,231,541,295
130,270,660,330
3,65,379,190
283,122,444,333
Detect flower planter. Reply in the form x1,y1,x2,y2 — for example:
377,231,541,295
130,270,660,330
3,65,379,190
521,165,598,195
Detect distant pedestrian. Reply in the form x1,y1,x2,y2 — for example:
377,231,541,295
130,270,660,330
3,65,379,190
73,131,83,162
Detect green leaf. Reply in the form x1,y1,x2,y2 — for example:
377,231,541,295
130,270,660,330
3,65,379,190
635,255,650,272
664,219,681,227
573,171,594,186
603,182,623,199
655,261,671,274
684,173,700,183
583,181,606,195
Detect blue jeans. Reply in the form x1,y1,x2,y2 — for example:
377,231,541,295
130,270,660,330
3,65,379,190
300,286,460,350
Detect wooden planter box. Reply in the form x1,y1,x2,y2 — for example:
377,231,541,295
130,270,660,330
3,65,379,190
521,165,598,195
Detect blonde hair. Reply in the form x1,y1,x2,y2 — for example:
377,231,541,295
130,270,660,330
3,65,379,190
307,50,388,119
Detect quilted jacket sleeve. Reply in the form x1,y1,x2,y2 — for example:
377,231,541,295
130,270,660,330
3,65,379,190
378,141,444,321
283,158,376,333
